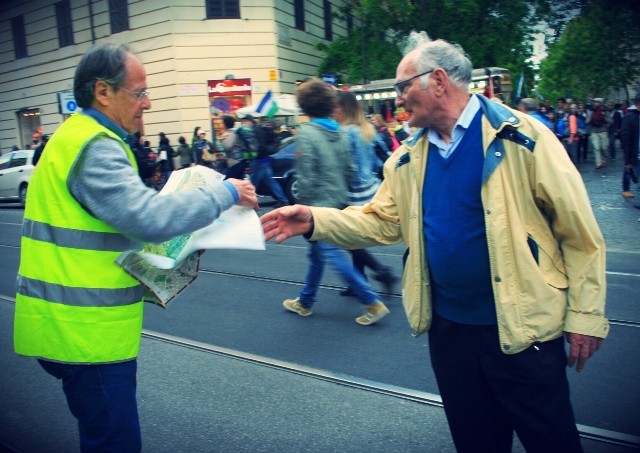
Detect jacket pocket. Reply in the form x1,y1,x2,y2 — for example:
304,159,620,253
527,233,568,289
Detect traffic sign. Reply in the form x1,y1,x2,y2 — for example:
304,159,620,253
322,74,336,85
58,92,78,114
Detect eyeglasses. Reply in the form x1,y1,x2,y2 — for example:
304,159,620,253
118,87,150,102
394,69,435,97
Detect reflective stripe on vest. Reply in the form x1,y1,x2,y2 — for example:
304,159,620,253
22,219,140,252
17,275,143,307
15,112,144,364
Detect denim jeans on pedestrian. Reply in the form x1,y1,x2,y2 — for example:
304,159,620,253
250,159,288,204
299,241,379,308
622,161,640,192
38,359,141,453
564,138,579,164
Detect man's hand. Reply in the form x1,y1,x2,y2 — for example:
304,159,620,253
260,205,314,243
565,333,603,372
228,179,259,210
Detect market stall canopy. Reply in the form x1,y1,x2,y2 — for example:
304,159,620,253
235,94,301,118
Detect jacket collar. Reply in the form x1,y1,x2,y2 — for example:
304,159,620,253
404,95,518,149
475,94,520,131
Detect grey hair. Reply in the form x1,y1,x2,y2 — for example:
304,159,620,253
402,31,473,90
74,42,132,109
517,98,538,113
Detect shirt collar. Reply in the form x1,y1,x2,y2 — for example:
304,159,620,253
428,94,480,149
81,107,128,141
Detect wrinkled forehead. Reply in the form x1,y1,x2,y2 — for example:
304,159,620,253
396,49,420,79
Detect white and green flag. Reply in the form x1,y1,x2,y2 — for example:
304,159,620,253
256,90,278,118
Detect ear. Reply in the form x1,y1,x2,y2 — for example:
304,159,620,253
93,80,111,107
431,68,448,96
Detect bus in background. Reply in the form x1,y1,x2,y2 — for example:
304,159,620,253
469,67,513,106
348,67,513,115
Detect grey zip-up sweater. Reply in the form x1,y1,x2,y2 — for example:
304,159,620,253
68,136,236,245
295,122,356,209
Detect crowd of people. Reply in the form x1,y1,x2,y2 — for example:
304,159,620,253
517,95,639,200
124,120,297,193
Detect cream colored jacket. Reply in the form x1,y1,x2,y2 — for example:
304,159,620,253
310,95,608,354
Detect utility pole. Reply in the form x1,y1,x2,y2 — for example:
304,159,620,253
88,0,96,43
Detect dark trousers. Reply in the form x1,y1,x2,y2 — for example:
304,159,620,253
349,249,385,277
224,160,247,180
622,161,640,192
39,359,141,453
578,135,589,161
428,311,583,453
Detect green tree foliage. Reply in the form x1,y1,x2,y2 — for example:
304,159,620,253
538,0,640,101
315,0,568,84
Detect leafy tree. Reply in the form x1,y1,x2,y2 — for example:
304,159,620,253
315,0,573,84
538,0,640,102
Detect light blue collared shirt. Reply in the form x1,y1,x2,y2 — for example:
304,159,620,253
81,107,128,142
428,94,481,159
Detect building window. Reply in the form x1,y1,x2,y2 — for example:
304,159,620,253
109,0,129,34
347,13,353,31
56,1,74,48
294,0,305,31
324,1,332,41
206,0,240,19
12,16,28,59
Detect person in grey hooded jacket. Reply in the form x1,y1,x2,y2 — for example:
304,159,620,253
282,78,390,326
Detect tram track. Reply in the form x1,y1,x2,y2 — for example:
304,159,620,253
0,247,638,327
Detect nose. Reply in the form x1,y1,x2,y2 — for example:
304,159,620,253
141,96,151,110
395,95,404,108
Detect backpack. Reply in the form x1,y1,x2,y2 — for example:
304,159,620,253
260,124,279,155
590,109,605,127
556,118,570,137
236,125,259,160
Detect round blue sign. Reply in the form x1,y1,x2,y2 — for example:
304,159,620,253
66,101,77,112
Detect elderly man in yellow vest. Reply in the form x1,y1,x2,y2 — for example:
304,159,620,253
14,42,258,452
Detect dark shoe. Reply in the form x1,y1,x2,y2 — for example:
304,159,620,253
374,268,397,294
340,287,357,297
272,200,288,209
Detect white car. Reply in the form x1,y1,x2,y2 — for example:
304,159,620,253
0,150,34,208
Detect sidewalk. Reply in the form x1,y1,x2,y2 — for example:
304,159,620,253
574,156,640,253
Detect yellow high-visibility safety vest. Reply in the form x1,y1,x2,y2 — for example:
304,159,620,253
15,112,144,364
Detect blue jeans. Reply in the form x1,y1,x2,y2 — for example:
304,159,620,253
250,159,288,203
299,241,379,308
622,161,640,192
38,359,141,453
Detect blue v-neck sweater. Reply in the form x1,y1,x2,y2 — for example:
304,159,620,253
422,110,497,325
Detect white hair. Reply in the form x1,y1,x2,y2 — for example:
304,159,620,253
402,31,473,91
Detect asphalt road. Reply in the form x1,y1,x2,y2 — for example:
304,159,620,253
0,157,638,452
